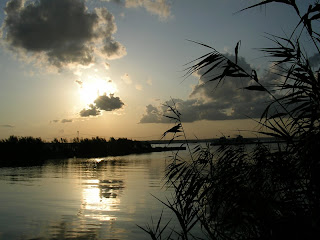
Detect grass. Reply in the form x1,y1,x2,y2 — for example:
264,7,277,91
140,1,320,239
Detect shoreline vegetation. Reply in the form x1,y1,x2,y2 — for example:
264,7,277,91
150,136,286,145
0,134,282,167
0,135,187,167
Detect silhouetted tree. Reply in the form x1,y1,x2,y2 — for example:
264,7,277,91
0,136,152,166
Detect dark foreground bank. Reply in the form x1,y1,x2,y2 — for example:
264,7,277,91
0,136,185,167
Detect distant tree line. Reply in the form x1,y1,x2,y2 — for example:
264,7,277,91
0,135,152,167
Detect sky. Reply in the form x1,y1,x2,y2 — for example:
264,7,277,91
0,0,318,141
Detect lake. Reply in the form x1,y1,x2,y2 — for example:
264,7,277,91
0,151,182,240
0,141,279,240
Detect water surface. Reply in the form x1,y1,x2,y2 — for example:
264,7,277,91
0,152,176,240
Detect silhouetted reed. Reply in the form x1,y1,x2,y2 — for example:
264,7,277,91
140,1,320,239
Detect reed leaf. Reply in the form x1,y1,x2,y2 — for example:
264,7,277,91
243,85,267,91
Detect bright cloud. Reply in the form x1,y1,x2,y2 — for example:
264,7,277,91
135,84,143,91
75,80,83,88
147,78,152,86
102,0,171,20
125,0,171,20
121,73,132,85
104,62,110,70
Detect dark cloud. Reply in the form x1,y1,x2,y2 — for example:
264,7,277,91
0,124,14,128
140,54,273,123
2,0,126,67
80,104,101,117
61,119,73,123
80,94,124,117
102,40,126,59
51,119,73,123
4,0,22,12
94,94,124,111
140,104,170,123
139,98,263,123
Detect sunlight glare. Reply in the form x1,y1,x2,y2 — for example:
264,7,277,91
81,179,121,221
79,76,117,105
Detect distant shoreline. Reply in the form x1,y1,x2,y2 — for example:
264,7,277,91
149,137,283,145
0,135,282,167
0,135,188,167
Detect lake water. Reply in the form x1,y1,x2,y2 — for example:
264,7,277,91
0,142,280,240
0,151,182,240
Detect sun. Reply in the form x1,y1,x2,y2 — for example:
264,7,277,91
79,76,117,105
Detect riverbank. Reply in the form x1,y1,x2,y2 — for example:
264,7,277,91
0,136,186,167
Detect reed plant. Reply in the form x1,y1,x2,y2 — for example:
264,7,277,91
140,1,320,239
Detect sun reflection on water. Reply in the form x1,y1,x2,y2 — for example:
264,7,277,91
81,178,123,222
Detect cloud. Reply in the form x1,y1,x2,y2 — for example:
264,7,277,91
147,78,152,86
51,119,73,123
2,0,126,67
140,54,273,123
121,73,132,84
75,80,83,87
102,38,127,59
104,62,110,70
140,104,171,123
101,0,171,20
80,94,124,117
139,98,244,123
135,84,143,91
80,104,101,117
120,72,144,90
0,124,14,128
125,0,171,20
94,94,124,111
61,119,73,123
